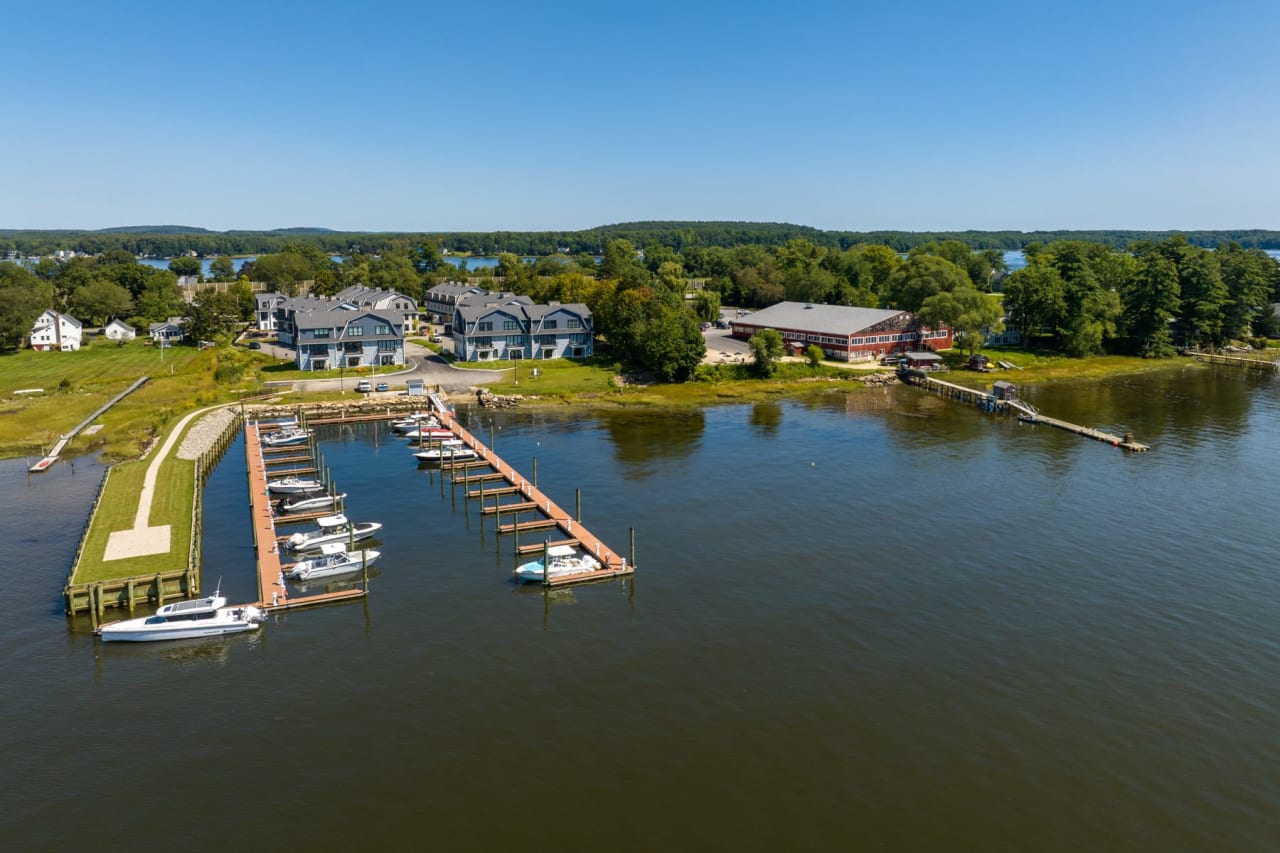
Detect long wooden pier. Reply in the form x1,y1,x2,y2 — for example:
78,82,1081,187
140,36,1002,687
245,422,365,612
1188,351,1280,371
432,411,636,587
898,368,1149,452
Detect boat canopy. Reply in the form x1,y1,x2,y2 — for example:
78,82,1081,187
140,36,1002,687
319,542,349,556
547,545,579,558
316,514,349,528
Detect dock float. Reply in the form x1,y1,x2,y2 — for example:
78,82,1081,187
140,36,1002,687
1188,351,1280,371
245,421,365,612
898,368,1149,452
29,376,149,472
434,411,636,587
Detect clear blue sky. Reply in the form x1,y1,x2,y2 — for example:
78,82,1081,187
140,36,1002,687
4,0,1278,232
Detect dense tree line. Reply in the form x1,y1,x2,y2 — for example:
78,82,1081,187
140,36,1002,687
1002,238,1280,356
3,233,1277,379
5,224,1280,260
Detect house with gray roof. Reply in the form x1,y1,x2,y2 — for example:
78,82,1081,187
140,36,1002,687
451,298,592,362
275,294,405,371
730,301,951,361
424,282,499,323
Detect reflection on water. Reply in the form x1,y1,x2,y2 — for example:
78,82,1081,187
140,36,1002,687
4,366,1280,849
748,401,783,435
596,408,705,477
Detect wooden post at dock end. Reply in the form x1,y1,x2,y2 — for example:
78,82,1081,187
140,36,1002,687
490,422,495,450
154,573,165,605
126,579,135,614
575,489,581,522
630,528,636,571
542,539,550,587
532,457,538,488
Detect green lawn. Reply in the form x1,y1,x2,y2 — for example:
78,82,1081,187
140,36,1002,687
72,428,198,584
454,356,619,397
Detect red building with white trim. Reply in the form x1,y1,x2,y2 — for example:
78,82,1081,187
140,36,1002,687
730,302,951,361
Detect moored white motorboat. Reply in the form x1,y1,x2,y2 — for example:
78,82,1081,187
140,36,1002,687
285,542,380,581
403,426,454,440
513,545,601,584
413,445,479,463
286,513,383,552
267,476,326,495
276,491,346,513
390,413,440,432
97,588,264,642
261,427,311,447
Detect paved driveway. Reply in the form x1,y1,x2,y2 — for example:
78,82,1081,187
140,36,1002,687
281,340,506,395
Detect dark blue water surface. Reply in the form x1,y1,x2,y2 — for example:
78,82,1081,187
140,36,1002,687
4,365,1280,850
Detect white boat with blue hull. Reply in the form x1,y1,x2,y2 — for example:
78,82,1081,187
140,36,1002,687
286,513,383,552
514,545,601,584
414,442,477,463
285,543,381,581
97,589,264,642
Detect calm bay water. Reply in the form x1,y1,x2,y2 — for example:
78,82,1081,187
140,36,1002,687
5,366,1280,849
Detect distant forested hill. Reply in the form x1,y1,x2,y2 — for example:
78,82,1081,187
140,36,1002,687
1,222,1277,257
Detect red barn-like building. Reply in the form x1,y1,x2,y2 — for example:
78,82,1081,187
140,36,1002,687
730,302,951,361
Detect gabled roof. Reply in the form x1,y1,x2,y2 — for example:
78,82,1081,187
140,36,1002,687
735,302,908,336
106,319,135,331
33,309,82,329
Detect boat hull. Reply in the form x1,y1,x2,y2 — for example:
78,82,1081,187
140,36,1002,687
99,622,261,642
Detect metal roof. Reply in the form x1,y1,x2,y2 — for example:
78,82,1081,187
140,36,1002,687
733,302,906,336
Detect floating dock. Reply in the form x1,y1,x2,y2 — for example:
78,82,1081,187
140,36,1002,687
1188,351,1280,371
898,369,1149,452
245,421,366,612
430,411,636,587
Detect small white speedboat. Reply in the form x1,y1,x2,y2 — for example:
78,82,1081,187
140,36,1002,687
261,427,311,447
267,476,326,495
285,542,380,581
514,545,601,584
276,492,346,514
403,426,454,440
97,589,264,642
413,445,478,463
390,413,440,432
286,514,383,552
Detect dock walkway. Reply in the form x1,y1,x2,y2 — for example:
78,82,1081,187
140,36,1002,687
30,376,149,472
245,422,365,612
435,411,635,587
899,369,1149,452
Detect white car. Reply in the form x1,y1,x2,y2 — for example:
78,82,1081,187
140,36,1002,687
355,379,372,393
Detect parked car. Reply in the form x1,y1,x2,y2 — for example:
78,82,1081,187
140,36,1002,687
700,322,711,331
375,381,389,392
355,379,372,393
248,341,262,350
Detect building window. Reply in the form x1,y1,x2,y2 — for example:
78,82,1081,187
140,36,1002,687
378,340,397,352
348,325,364,336
506,335,524,346
503,320,517,330
478,321,493,332
312,328,331,339
568,318,581,328
375,324,391,335
544,320,558,330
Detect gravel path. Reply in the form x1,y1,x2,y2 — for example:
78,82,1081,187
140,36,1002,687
177,407,238,460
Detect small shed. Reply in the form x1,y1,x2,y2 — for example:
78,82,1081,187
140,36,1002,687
903,351,944,371
992,380,1018,400
406,379,425,397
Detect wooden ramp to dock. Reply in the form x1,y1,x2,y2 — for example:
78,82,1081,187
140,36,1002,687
899,369,1148,452
245,422,365,612
1189,351,1280,371
435,413,635,587
30,376,149,472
